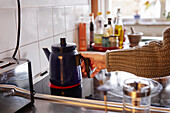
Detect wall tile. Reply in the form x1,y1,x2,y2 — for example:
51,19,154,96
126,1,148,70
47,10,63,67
74,30,79,47
0,0,16,8
53,6,65,35
83,5,91,22
66,30,75,43
74,5,84,29
66,30,79,48
0,9,17,53
65,6,76,31
39,38,54,72
19,43,40,76
0,1,90,77
19,8,38,46
16,0,88,8
66,30,82,51
38,7,53,40
0,0,89,8
0,50,14,60
54,33,66,43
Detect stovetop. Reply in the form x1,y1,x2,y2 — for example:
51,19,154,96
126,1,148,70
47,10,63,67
33,71,170,108
33,72,121,101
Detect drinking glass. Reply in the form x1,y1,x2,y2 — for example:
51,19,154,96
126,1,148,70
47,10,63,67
123,78,151,113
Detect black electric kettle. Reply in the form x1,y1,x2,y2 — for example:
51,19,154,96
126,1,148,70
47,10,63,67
43,38,91,95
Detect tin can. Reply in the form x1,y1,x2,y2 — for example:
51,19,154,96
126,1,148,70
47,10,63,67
109,35,118,47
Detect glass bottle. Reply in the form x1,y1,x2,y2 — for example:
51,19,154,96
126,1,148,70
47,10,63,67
114,8,124,49
105,11,112,24
107,18,113,35
94,12,105,47
102,24,109,47
113,17,116,24
89,13,94,49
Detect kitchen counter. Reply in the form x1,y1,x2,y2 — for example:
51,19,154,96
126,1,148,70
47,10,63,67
16,91,170,113
19,36,168,113
17,97,119,113
17,70,170,113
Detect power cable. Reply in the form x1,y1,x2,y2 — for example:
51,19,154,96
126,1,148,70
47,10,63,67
12,0,21,60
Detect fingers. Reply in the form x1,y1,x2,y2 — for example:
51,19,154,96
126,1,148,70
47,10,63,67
81,60,85,73
81,53,94,61
97,62,106,69
82,72,87,78
81,52,106,64
90,68,101,78
81,52,104,59
90,60,97,70
81,60,105,78
81,52,106,78
81,61,87,78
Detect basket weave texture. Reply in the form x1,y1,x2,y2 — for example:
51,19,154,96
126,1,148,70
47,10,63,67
106,27,170,78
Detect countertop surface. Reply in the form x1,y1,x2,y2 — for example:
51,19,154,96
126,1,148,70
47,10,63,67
15,36,169,113
17,71,170,113
17,98,118,113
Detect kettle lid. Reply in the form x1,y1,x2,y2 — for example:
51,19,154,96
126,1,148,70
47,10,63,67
51,38,76,53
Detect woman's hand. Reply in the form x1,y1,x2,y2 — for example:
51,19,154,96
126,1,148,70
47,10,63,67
81,52,106,78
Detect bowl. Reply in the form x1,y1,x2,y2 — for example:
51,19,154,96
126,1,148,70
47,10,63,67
127,32,143,47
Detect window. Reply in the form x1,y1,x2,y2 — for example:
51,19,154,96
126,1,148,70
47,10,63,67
103,0,169,20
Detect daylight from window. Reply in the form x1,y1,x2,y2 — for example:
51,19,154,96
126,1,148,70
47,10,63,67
111,0,169,19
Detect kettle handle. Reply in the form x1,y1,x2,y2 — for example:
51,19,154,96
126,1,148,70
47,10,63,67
75,54,91,78
81,56,91,78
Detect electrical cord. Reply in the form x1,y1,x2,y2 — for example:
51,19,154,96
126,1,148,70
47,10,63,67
12,0,21,60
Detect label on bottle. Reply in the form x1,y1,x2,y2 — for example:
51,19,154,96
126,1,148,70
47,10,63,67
94,34,103,47
109,36,118,47
90,31,94,43
102,36,109,47
107,26,113,36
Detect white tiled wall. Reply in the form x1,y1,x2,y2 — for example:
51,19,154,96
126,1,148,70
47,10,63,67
65,6,76,31
0,9,17,53
39,38,53,72
20,8,39,46
0,0,90,77
53,6,66,36
38,7,53,40
20,42,40,76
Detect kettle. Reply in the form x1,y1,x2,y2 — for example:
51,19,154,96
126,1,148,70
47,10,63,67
43,38,91,89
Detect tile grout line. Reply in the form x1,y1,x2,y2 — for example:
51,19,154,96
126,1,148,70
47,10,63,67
51,7,55,43
64,5,67,38
36,7,42,74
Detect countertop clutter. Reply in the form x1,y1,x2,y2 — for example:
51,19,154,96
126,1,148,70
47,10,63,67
16,36,167,113
17,71,170,113
1,0,170,113
0,36,167,113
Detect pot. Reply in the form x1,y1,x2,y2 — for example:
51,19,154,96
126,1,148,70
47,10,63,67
43,38,91,89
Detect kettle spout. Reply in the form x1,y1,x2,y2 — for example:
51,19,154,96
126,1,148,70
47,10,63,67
42,48,51,61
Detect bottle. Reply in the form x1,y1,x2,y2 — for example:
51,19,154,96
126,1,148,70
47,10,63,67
78,16,87,51
105,11,112,24
94,12,105,47
109,35,118,48
102,24,109,47
113,17,116,24
107,18,113,35
89,13,94,49
114,8,124,49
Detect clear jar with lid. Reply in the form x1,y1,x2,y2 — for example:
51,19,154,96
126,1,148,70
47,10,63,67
109,35,118,47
